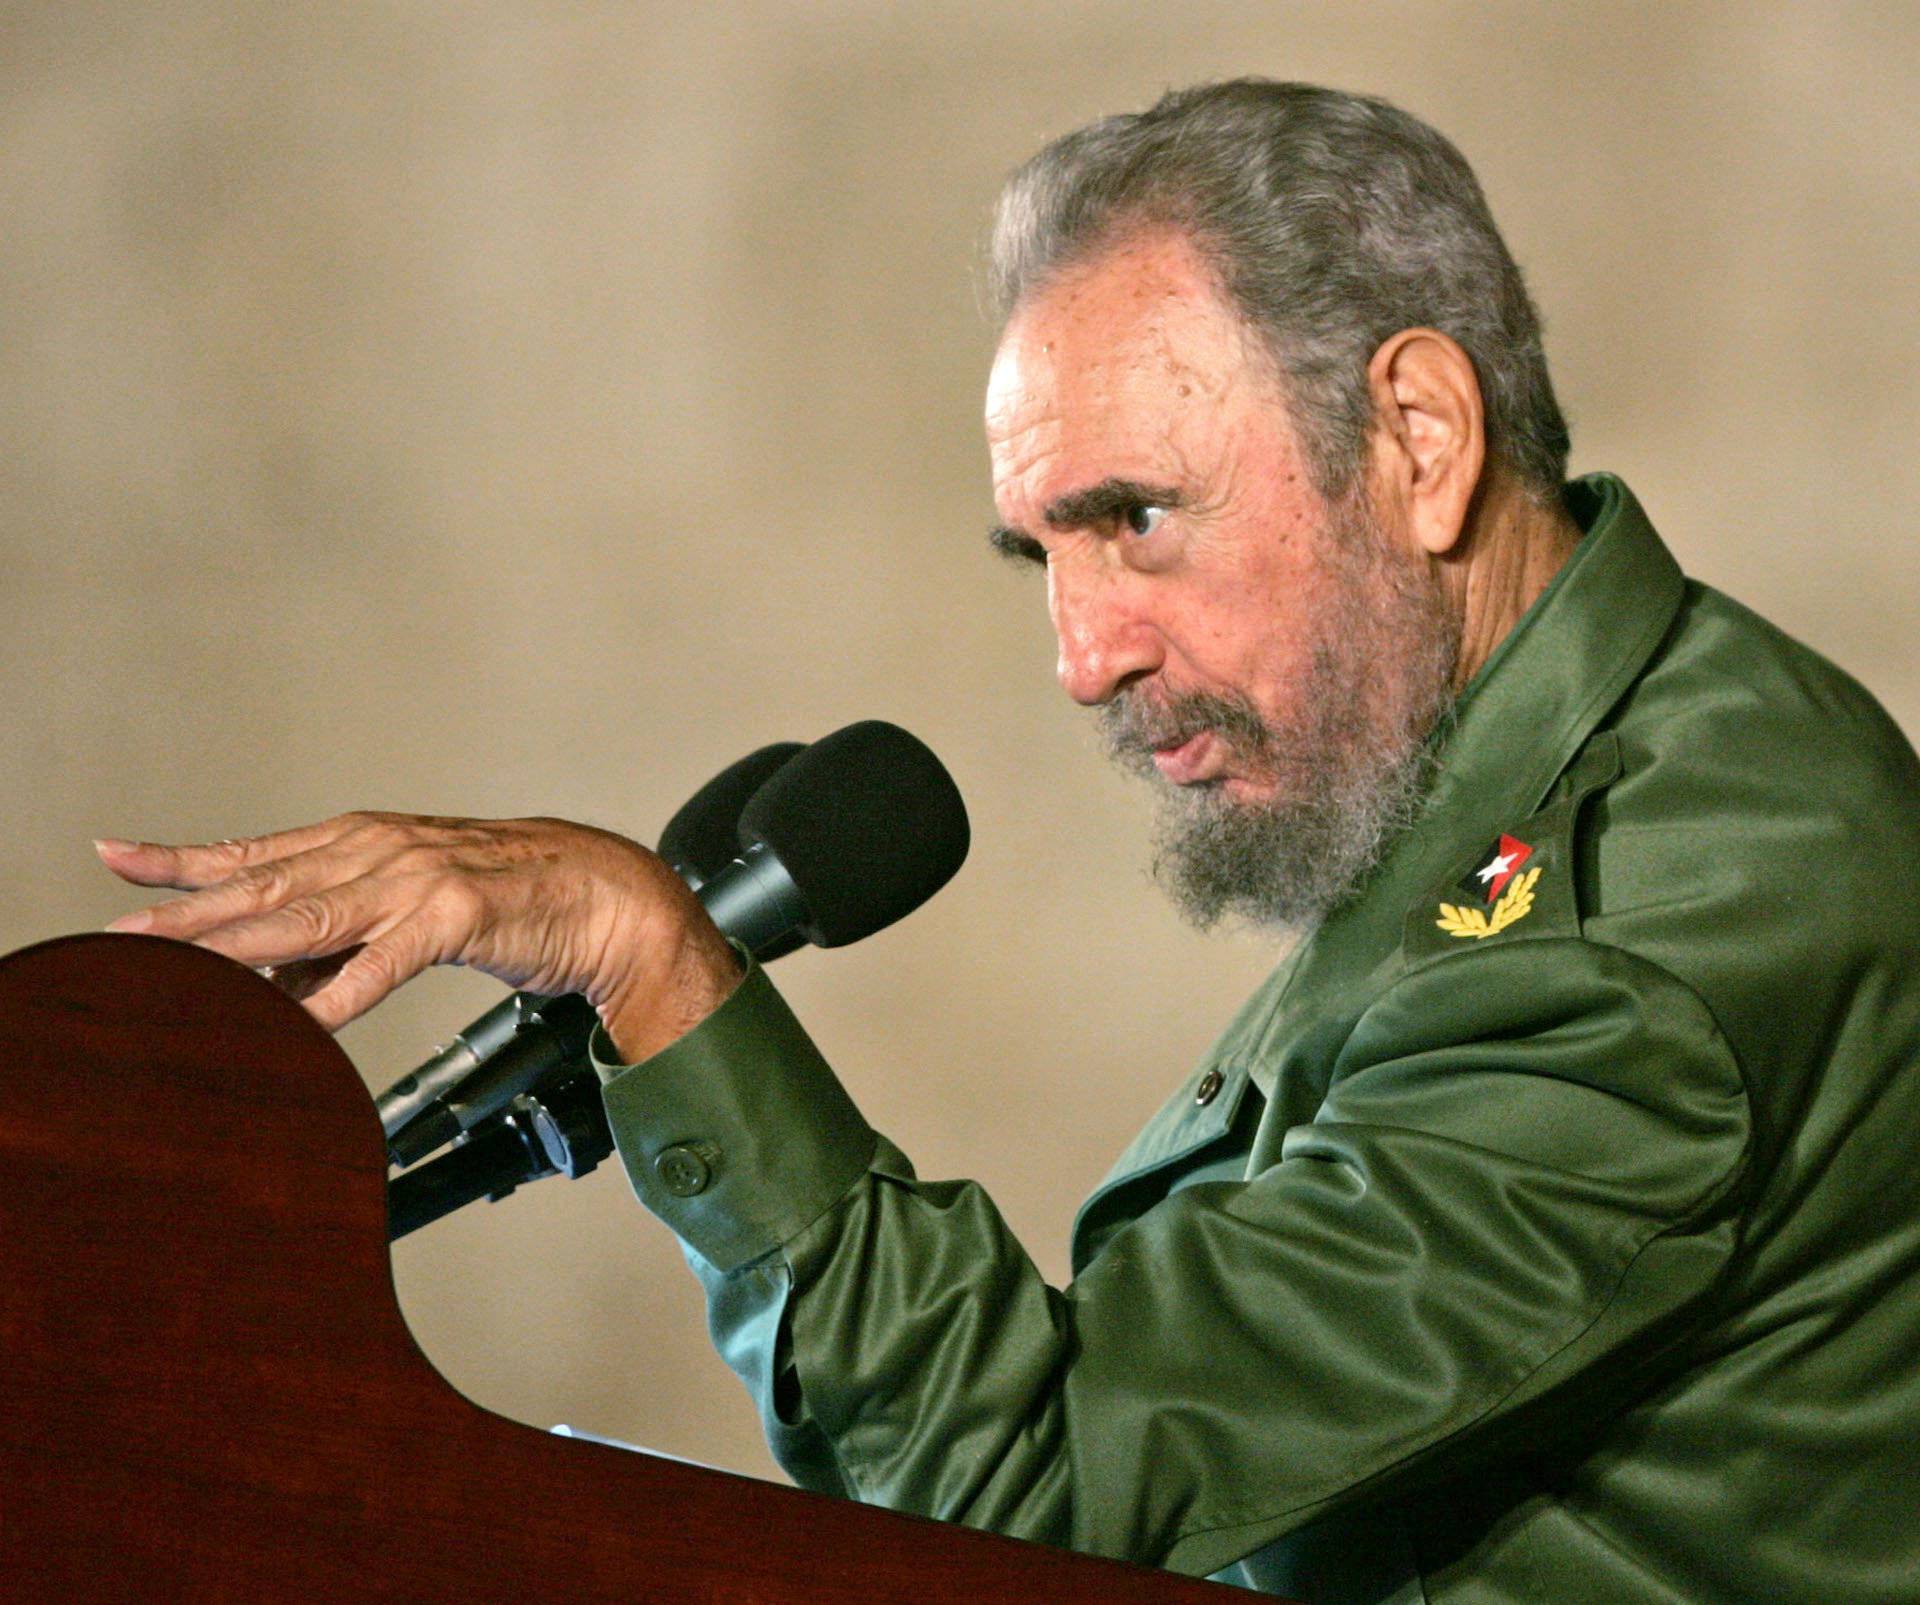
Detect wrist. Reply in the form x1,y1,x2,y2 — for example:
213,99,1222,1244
596,907,744,1065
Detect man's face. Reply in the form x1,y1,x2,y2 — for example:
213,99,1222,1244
984,231,1460,930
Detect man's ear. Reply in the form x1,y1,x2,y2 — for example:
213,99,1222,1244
1366,328,1486,557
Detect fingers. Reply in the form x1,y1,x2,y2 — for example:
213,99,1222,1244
105,837,347,941
96,818,359,892
179,874,430,971
93,811,668,1036
298,920,439,1033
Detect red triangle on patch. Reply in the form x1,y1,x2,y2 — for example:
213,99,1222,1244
1458,834,1533,905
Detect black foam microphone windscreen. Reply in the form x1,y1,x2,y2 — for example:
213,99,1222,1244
658,741,805,886
737,720,970,948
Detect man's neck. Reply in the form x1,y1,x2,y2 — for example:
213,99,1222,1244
1445,475,1583,691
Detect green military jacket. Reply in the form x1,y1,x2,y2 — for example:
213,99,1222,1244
596,476,1920,1603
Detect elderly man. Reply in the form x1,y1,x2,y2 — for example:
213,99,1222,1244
101,82,1920,1602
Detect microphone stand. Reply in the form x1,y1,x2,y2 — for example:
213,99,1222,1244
386,1070,613,1241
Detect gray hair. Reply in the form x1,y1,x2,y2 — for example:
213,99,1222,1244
989,80,1570,500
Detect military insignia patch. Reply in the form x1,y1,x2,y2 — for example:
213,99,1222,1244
1459,834,1533,904
1436,834,1541,940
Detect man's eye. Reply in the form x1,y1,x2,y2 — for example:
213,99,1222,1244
1125,504,1168,538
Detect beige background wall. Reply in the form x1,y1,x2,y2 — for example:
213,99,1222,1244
5,3,1916,1484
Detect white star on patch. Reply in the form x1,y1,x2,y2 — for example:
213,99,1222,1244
1476,851,1519,884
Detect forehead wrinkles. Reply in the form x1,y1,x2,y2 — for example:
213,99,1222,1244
988,263,1253,509
1031,277,1241,403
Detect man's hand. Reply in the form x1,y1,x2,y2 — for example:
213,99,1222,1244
95,813,742,1062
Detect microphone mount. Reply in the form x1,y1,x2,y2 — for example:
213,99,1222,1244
385,993,599,1169
387,1069,612,1241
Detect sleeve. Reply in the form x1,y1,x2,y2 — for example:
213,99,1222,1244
594,936,1753,1579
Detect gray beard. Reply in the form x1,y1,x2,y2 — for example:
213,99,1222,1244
1099,503,1461,936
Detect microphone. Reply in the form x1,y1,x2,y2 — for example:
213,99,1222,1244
375,740,806,1145
384,721,969,1169
658,741,806,889
659,739,809,966
725,719,970,948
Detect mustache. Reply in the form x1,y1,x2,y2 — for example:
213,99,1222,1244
1097,686,1274,768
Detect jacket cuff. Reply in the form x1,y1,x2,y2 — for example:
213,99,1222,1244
592,953,876,1273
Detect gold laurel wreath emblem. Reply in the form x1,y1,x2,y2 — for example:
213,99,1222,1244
1435,866,1542,941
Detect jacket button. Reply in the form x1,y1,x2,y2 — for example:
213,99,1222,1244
1194,1069,1224,1107
654,1144,713,1197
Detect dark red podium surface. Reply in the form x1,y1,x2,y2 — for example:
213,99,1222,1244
0,935,1254,1602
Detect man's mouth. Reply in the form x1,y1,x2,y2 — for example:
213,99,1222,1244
1151,729,1226,785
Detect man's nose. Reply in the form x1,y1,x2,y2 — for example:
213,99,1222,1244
1049,566,1159,705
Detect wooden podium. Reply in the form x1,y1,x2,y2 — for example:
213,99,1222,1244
0,935,1245,1602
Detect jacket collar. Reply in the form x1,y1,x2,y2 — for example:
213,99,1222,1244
1432,472,1684,826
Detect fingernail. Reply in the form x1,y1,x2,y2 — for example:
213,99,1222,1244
94,838,138,856
106,910,154,934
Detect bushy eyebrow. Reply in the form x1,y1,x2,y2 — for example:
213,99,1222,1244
987,477,1184,568
1044,477,1183,530
988,524,1048,566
